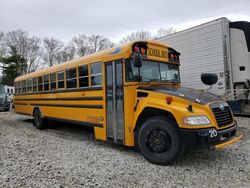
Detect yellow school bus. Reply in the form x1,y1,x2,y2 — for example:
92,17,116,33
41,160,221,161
14,40,242,165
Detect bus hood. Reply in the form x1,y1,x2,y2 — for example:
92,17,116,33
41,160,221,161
137,85,222,105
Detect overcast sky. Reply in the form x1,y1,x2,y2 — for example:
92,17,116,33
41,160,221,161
1,0,250,42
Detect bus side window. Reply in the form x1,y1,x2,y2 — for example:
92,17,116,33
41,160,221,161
22,80,26,93
15,83,18,94
33,78,38,92
66,68,77,89
50,73,56,90
90,62,102,86
57,72,65,89
43,74,49,91
78,65,89,87
38,76,43,91
18,82,22,94
27,79,33,93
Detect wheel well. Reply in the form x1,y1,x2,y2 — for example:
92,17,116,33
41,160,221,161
134,107,178,133
32,107,40,117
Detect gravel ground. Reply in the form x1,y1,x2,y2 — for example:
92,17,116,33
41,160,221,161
0,111,249,188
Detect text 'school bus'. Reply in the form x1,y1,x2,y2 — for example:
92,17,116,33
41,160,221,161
14,41,242,165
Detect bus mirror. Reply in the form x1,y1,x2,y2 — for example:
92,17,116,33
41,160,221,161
134,75,142,81
201,73,218,85
133,53,142,68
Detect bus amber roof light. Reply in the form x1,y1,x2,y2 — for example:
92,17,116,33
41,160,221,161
140,48,146,55
170,53,174,60
174,54,178,60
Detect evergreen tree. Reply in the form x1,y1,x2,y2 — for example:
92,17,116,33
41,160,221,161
1,55,24,86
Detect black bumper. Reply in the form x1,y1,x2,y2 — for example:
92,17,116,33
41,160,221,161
179,123,238,150
0,103,10,110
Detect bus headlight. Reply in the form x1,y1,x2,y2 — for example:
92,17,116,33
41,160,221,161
183,116,211,125
6,97,11,102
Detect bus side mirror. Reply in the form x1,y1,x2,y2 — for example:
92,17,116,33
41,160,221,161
201,73,218,85
133,53,142,68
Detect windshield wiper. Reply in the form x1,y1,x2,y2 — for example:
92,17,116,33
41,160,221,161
162,79,178,85
142,79,161,84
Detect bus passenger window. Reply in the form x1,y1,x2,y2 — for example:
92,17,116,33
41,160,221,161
18,82,22,94
27,79,33,92
78,65,89,87
91,62,102,86
33,78,38,92
43,74,49,91
57,72,65,89
22,80,26,93
50,73,56,90
66,68,77,88
15,83,18,94
38,76,43,91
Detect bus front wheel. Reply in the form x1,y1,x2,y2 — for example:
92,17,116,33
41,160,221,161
33,108,47,130
136,117,183,165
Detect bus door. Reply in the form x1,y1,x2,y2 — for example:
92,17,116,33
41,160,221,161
105,60,124,143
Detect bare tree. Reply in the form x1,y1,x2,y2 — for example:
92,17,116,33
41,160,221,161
0,32,3,40
71,34,114,56
43,37,64,66
70,34,88,57
4,30,42,74
87,35,114,54
27,37,42,72
0,32,5,76
155,27,176,39
120,30,152,44
54,45,75,64
0,32,6,58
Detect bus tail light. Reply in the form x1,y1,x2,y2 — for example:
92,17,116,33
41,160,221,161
166,96,173,104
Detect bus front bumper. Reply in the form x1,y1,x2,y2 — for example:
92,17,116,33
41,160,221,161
179,123,242,150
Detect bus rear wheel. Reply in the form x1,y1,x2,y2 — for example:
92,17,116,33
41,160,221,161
136,117,183,165
33,108,47,130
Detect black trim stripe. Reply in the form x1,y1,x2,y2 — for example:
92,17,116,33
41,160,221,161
14,102,28,106
30,103,103,109
44,116,103,128
14,86,103,96
15,96,103,101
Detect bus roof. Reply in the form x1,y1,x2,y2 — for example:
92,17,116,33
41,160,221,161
15,40,169,82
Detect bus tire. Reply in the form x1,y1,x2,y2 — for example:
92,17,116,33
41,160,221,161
33,108,47,130
136,116,183,165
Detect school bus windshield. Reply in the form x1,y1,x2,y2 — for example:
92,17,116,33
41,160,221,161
126,60,180,83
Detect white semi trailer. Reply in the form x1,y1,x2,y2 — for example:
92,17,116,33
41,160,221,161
159,17,250,115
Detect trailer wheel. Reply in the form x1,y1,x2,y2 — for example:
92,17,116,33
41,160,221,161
33,108,47,130
136,116,183,165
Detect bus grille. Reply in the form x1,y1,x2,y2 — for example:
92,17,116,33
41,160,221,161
0,97,4,104
212,106,233,127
